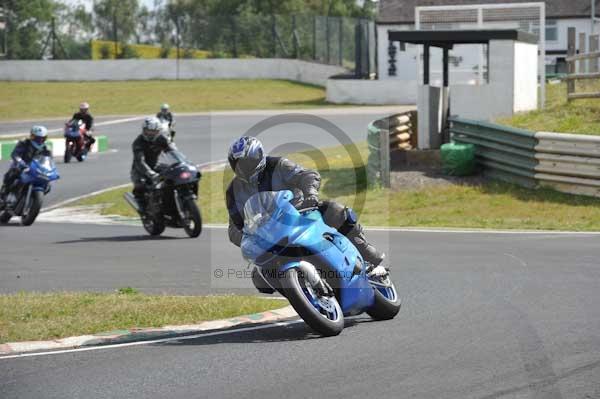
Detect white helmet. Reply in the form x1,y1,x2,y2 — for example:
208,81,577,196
30,126,48,150
142,117,161,141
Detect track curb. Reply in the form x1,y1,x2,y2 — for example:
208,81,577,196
0,136,109,160
0,305,296,357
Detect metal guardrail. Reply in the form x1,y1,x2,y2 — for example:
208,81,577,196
450,117,600,198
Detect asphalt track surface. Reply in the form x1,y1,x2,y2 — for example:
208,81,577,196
1,109,600,398
1,226,599,398
0,108,405,208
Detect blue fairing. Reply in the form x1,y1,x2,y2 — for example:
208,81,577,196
20,155,60,191
241,190,374,316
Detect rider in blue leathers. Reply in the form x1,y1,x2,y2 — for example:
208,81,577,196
0,126,51,203
226,137,386,290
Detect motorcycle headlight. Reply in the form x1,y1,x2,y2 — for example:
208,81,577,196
179,171,192,179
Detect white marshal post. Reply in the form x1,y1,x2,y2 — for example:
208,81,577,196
415,2,546,108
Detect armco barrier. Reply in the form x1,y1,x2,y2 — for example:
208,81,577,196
0,136,109,160
450,117,600,198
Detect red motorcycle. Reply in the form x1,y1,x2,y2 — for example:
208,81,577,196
64,120,92,163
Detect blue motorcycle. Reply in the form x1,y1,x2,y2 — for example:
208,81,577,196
241,190,401,336
0,155,60,226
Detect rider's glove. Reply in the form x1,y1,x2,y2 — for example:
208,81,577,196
148,172,160,186
302,194,320,209
16,159,27,169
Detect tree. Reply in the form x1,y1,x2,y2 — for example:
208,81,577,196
93,0,139,46
3,0,56,59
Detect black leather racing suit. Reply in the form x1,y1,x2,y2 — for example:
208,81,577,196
156,111,175,139
130,134,174,206
156,111,174,127
226,156,384,266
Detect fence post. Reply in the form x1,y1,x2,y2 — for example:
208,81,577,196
567,27,576,101
312,15,317,61
338,17,343,66
590,34,599,73
326,16,330,64
379,128,391,188
292,15,298,59
579,32,587,73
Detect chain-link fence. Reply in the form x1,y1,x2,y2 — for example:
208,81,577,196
2,11,375,77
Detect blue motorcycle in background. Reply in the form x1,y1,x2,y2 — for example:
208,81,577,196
241,190,401,336
0,155,60,226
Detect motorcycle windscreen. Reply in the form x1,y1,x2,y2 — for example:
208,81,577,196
157,150,188,168
28,155,59,183
241,190,297,262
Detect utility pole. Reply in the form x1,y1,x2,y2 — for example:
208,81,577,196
112,8,118,58
39,17,67,59
175,16,181,80
0,5,6,58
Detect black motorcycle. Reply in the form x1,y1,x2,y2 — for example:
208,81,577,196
124,150,202,238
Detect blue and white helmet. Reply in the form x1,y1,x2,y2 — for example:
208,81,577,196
228,136,266,184
30,126,48,150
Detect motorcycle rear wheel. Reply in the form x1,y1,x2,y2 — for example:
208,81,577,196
283,268,344,336
181,198,202,238
142,215,165,236
21,191,43,226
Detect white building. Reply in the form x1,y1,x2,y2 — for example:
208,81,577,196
327,1,598,105
377,0,598,83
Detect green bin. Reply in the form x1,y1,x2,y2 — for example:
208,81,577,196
441,142,475,176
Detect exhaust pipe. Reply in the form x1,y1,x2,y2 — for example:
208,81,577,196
123,192,141,213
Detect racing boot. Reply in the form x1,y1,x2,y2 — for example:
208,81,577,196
346,223,386,267
251,267,275,294
0,184,7,206
135,195,146,214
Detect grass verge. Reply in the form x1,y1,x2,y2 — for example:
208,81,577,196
499,81,600,135
0,80,332,121
75,141,600,231
0,291,286,343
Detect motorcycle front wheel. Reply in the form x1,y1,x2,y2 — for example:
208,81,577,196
283,267,344,336
142,215,165,236
21,191,43,226
181,198,202,238
0,210,11,224
366,274,401,320
64,141,73,163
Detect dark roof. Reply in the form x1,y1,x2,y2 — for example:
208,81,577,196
388,29,538,46
378,0,598,24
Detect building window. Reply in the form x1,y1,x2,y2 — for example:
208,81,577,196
519,20,558,42
546,20,558,42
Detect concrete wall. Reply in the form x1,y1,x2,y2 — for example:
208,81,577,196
0,59,346,87
326,79,417,105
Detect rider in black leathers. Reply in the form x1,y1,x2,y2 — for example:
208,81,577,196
130,117,175,211
226,136,386,271
69,102,96,147
156,103,175,140
0,126,51,203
